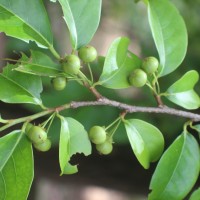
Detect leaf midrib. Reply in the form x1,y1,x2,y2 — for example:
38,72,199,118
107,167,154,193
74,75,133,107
156,134,186,199
148,1,166,74
18,62,62,72
0,132,23,172
0,4,52,48
99,51,128,85
60,0,78,48
0,74,40,103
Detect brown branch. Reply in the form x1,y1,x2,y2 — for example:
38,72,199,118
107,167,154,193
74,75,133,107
70,97,200,122
1,97,200,132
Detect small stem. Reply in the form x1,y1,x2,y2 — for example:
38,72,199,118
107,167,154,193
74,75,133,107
152,73,160,94
78,70,92,85
0,103,70,132
87,63,94,83
107,120,121,139
49,45,61,60
105,117,121,131
89,87,102,99
46,113,56,134
92,81,101,88
154,95,164,107
183,120,192,133
146,82,155,93
41,113,55,128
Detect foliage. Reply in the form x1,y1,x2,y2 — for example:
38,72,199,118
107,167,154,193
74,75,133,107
0,0,199,199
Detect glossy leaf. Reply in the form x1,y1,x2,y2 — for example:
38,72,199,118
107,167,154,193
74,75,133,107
58,117,92,175
166,70,200,109
0,64,43,105
98,37,142,89
124,119,164,169
0,131,34,200
149,133,200,200
148,0,188,76
15,51,62,77
0,0,53,48
58,115,70,175
189,188,200,200
58,0,102,49
66,117,92,157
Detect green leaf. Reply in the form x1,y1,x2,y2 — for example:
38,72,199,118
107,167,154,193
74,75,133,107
15,51,63,77
98,37,142,89
58,0,102,49
58,117,92,175
194,124,200,131
0,64,43,105
58,115,70,175
63,163,78,175
0,0,53,48
149,133,200,200
147,0,188,76
124,119,164,169
0,131,34,200
165,70,200,109
189,188,200,200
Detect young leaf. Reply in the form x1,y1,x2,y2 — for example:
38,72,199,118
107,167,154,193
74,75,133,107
124,119,164,169
165,70,200,109
98,37,142,89
58,0,102,49
147,0,188,76
15,51,63,77
0,131,34,200
0,0,53,48
58,117,92,175
189,188,200,200
0,64,43,105
149,133,200,200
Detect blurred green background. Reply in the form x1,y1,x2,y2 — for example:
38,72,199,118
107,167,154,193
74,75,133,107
0,0,199,199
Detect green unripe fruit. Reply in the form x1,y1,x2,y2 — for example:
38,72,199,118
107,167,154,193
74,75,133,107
33,139,52,152
78,45,97,63
27,126,47,144
52,76,67,91
141,57,159,74
96,141,113,155
129,69,147,87
25,123,33,133
89,126,107,144
63,55,81,75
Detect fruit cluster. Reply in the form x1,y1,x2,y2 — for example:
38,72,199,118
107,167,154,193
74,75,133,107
25,123,51,152
52,45,97,91
128,56,159,87
89,126,113,155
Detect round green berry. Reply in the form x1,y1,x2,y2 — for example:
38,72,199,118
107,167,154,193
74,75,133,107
89,126,107,144
129,69,147,87
33,139,52,152
96,141,113,155
25,123,33,133
141,57,159,74
27,126,47,144
52,76,67,91
78,46,97,63
63,55,81,75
